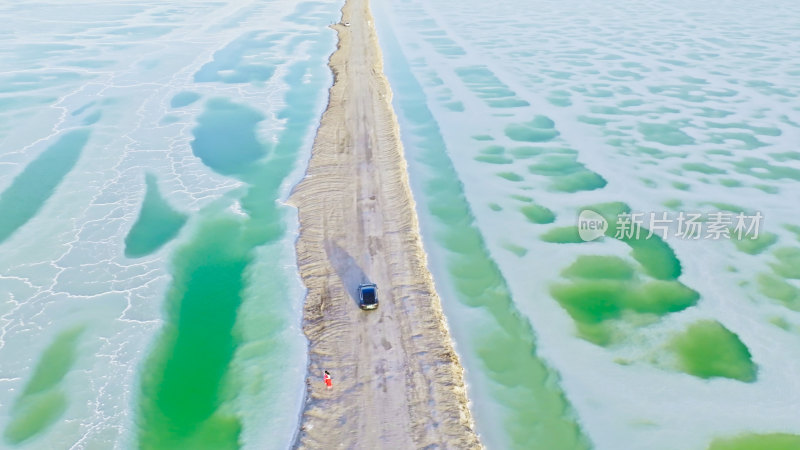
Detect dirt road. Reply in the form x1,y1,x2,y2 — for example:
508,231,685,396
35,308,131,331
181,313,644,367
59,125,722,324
288,0,481,448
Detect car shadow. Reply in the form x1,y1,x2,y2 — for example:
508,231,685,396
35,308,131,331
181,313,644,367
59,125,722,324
325,240,370,307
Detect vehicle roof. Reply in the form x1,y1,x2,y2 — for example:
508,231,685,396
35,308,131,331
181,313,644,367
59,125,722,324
361,286,377,303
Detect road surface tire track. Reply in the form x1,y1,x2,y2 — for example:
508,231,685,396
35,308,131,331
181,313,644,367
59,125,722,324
288,0,482,448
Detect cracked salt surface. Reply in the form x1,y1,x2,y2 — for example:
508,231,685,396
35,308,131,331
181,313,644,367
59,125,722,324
0,0,339,448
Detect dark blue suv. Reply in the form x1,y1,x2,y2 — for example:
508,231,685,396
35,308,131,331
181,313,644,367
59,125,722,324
358,283,378,310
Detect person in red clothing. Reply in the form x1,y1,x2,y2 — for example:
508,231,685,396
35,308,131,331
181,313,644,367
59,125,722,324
324,370,332,389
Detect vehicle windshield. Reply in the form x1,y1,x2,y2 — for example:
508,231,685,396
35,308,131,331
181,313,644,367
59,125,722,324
362,287,376,304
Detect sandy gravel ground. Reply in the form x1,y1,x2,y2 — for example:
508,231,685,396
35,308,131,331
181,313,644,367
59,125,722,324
288,0,482,448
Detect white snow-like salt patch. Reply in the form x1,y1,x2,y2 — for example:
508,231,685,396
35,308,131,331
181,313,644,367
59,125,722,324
0,0,340,448
374,0,800,448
